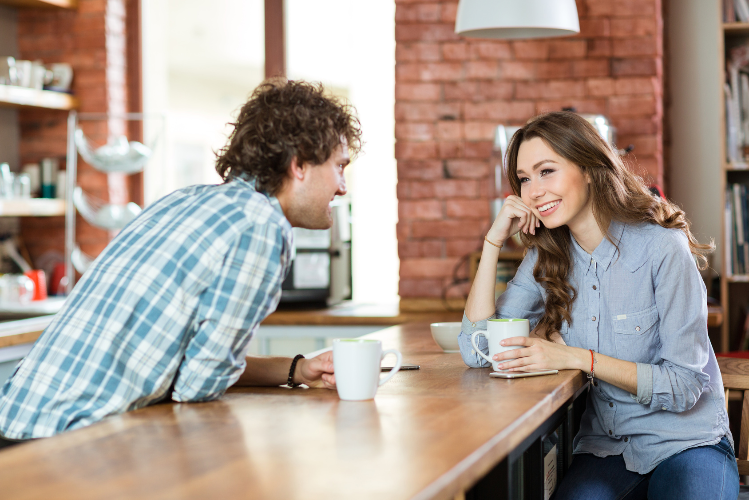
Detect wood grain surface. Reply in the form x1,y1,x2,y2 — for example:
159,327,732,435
263,301,463,326
717,356,749,476
0,323,586,500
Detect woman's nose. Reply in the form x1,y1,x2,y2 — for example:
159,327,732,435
527,179,544,199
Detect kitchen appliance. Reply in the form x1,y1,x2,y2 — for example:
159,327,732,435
280,199,352,306
562,108,634,156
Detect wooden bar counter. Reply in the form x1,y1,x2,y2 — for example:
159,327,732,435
0,323,587,500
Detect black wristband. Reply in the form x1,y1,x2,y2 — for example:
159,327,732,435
286,354,305,388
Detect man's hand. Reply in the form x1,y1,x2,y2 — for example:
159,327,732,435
294,351,336,389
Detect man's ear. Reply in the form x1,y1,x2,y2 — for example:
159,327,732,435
289,156,307,181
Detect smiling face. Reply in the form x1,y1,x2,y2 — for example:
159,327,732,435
282,140,350,229
516,137,595,235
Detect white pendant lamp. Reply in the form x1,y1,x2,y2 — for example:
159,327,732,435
455,0,580,39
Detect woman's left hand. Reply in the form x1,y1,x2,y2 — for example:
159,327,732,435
493,336,586,372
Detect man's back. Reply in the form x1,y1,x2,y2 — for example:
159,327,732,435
0,178,292,439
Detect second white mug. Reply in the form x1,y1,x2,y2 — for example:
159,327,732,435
333,339,402,401
470,318,529,371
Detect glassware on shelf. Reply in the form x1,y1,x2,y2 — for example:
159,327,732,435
0,274,35,305
71,246,93,274
74,129,152,174
72,187,141,231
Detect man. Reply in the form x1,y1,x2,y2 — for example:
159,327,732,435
0,80,361,442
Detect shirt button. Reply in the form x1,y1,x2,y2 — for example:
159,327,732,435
635,326,641,331
609,402,613,408
609,430,613,435
472,323,476,327
592,285,597,290
591,316,596,321
662,406,667,410
593,381,598,387
471,350,476,355
624,437,629,442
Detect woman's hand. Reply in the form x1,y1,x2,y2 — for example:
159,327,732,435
492,336,588,372
486,195,540,246
294,351,336,389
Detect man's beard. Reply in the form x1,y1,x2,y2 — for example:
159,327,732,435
290,198,333,230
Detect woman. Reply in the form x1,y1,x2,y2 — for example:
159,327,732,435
459,112,739,499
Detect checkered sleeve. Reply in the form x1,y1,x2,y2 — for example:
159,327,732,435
171,222,287,402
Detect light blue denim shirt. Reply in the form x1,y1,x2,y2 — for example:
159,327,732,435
459,221,732,474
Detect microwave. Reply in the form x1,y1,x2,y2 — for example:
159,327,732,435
279,200,352,306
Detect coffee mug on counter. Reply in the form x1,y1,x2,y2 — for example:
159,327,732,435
333,339,402,401
470,318,529,371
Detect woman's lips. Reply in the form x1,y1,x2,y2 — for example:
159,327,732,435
538,200,561,217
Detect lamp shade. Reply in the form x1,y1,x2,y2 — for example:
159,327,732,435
455,0,580,39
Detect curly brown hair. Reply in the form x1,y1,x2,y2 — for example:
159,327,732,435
505,111,713,341
215,79,363,194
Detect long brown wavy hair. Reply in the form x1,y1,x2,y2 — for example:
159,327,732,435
505,111,713,340
215,79,362,195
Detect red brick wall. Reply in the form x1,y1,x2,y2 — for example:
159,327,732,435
18,0,132,269
395,0,664,301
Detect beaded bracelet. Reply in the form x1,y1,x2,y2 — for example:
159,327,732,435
287,354,305,388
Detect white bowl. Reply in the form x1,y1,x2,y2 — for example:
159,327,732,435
430,322,461,353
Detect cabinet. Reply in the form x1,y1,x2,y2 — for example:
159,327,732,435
0,0,78,312
718,2,749,352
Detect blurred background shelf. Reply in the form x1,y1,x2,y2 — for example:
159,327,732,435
0,315,54,348
724,21,750,34
0,0,76,9
0,198,65,217
0,297,65,320
0,85,78,110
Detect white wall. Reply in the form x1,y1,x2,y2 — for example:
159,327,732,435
287,0,398,305
142,0,265,203
666,0,723,275
144,0,399,305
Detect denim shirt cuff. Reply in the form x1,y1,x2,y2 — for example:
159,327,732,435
459,312,496,368
461,311,494,336
631,362,653,404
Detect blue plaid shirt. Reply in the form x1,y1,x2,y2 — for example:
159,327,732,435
459,221,732,474
0,178,292,439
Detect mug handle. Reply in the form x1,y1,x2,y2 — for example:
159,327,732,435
470,330,495,366
379,349,402,386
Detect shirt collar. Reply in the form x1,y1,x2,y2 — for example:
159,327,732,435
570,220,627,273
233,175,287,219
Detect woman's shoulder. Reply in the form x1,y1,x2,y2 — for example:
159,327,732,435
623,223,691,260
617,222,690,268
622,221,686,246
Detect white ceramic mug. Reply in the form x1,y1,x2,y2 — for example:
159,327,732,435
470,318,529,371
333,339,402,401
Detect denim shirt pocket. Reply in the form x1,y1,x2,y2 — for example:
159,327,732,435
612,305,659,363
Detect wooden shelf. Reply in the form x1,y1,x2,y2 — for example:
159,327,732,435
725,162,749,171
0,85,78,110
0,0,76,8
723,22,749,34
0,198,65,216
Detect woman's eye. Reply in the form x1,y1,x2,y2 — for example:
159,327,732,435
518,177,529,183
540,169,554,176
